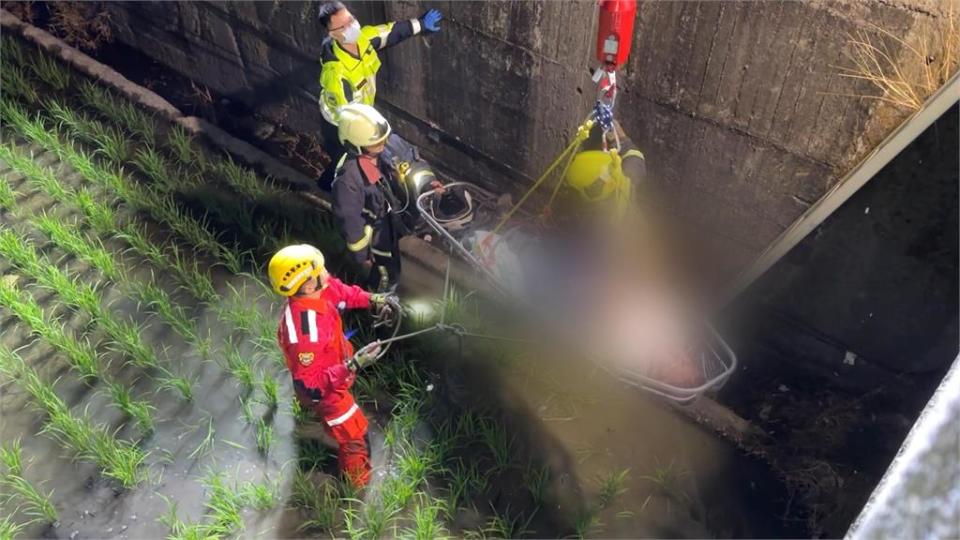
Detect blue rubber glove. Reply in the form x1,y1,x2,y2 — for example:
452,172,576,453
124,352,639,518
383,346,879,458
420,9,442,33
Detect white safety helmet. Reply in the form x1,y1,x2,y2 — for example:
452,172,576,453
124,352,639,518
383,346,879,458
338,103,391,152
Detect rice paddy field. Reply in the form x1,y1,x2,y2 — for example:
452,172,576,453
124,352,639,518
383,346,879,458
0,33,799,539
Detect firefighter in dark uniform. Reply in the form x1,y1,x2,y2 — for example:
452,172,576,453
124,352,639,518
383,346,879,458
332,103,405,292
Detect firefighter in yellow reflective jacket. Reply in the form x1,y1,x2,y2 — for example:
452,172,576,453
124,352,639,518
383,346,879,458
316,1,442,190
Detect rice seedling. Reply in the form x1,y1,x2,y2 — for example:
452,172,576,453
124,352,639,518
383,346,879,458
214,155,277,200
478,416,515,474
157,501,207,540
259,371,279,409
596,468,630,509
73,188,117,232
200,473,246,536
157,373,194,402
168,124,199,166
240,396,256,425
2,228,153,372
116,101,158,147
0,345,148,488
103,381,155,435
0,143,69,203
89,122,129,164
0,101,54,147
255,418,274,455
294,474,339,532
523,464,551,508
640,459,690,505
217,282,259,333
0,440,59,526
341,499,400,540
445,459,486,514
225,344,256,395
187,417,216,460
570,507,602,539
0,514,26,539
168,244,220,303
132,278,198,343
29,53,71,91
98,312,159,370
115,221,168,269
240,480,276,510
32,213,120,280
1,35,27,67
402,494,449,540
6,101,249,278
0,177,18,210
290,395,309,423
44,97,87,135
482,504,534,540
77,80,114,117
0,440,24,476
1,65,39,103
0,278,100,381
396,440,438,491
133,145,173,188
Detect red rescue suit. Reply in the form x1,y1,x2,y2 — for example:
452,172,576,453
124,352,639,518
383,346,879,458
277,277,372,487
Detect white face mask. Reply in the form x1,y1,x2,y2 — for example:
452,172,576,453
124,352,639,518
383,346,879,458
341,20,361,44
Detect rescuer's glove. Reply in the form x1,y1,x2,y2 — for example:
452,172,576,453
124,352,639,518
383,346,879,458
370,293,401,318
347,341,382,371
420,9,442,33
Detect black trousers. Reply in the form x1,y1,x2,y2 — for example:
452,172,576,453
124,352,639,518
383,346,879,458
318,119,346,192
366,218,402,292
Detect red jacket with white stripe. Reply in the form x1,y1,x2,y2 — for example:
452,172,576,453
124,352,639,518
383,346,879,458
276,277,371,416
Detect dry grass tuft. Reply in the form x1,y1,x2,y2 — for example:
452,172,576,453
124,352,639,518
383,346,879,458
837,7,959,111
48,2,113,52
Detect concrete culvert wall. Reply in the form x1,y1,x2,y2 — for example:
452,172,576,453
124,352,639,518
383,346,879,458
99,0,955,279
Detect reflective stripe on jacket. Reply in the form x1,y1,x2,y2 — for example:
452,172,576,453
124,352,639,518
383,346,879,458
276,277,371,416
319,19,421,124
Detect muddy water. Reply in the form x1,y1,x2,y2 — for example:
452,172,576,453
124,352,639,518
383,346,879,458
395,259,799,538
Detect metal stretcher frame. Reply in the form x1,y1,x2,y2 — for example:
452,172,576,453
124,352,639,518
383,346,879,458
416,182,737,403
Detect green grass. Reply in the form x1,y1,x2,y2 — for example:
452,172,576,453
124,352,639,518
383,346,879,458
478,416,515,474
157,372,194,402
32,213,120,280
30,53,71,91
0,440,59,525
168,124,199,166
0,345,148,488
523,464,551,508
225,344,256,395
103,381,155,436
0,176,18,210
291,470,339,533
0,276,100,381
187,417,216,461
0,64,39,104
260,371,279,409
596,468,630,509
402,493,449,540
255,418,273,455
0,514,27,539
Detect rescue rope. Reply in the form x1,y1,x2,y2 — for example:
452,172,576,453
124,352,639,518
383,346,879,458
349,254,533,366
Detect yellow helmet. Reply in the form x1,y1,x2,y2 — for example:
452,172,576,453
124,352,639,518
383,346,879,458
565,150,619,202
267,244,326,296
338,103,391,150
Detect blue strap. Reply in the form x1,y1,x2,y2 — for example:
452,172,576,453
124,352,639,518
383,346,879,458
593,101,614,133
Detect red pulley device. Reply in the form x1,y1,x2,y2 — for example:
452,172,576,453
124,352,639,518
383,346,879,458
596,0,637,70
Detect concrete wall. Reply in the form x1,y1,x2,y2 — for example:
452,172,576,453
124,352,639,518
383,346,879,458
726,104,958,380
104,0,948,274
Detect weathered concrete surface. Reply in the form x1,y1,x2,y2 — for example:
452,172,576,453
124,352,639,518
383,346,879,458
725,103,958,379
103,0,950,275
